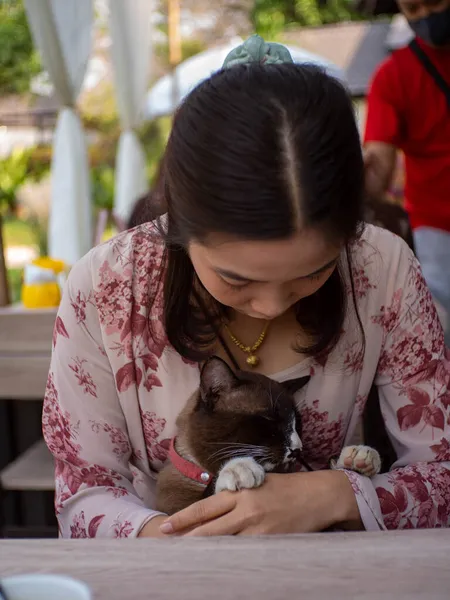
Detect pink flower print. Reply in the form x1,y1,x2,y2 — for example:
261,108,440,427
70,511,88,538
141,410,168,464
430,438,450,461
143,373,163,392
397,386,445,434
111,487,129,499
355,394,368,416
94,261,133,336
351,266,375,300
374,259,443,383
78,465,123,489
342,341,364,374
43,374,84,465
69,357,98,398
300,399,344,466
376,485,408,529
380,463,450,528
91,421,131,458
71,290,93,324
112,519,134,538
52,316,69,348
70,512,105,538
116,361,143,392
373,289,403,335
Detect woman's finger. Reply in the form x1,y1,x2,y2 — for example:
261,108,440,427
160,492,236,534
185,510,243,537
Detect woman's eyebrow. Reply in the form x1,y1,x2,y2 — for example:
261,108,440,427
215,257,339,283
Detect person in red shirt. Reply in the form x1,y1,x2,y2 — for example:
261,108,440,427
364,0,450,344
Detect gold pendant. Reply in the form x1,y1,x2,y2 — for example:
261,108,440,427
246,354,259,367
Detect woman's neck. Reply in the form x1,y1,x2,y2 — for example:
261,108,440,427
217,308,309,376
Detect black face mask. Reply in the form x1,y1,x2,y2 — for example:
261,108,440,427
408,6,450,47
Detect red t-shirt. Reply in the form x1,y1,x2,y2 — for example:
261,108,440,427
365,39,450,232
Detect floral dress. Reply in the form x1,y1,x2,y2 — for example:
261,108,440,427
43,222,450,538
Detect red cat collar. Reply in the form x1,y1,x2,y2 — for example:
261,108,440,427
168,437,213,486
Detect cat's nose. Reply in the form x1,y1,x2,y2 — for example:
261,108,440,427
288,448,301,461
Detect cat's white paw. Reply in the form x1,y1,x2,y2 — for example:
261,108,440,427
335,445,381,477
215,457,266,493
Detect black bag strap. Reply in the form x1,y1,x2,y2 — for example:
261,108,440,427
409,38,450,109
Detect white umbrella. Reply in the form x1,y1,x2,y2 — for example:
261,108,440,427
146,39,346,120
108,0,153,222
24,0,93,266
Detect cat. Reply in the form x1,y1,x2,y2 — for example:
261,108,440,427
156,356,381,516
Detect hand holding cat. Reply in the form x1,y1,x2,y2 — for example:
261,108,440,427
160,470,362,536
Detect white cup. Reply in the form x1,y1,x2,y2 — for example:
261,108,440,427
1,574,91,600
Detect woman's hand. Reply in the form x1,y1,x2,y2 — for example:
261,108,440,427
138,515,169,538
159,470,362,537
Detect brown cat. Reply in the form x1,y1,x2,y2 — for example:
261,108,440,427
156,357,381,515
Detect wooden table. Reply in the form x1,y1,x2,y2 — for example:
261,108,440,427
1,531,450,599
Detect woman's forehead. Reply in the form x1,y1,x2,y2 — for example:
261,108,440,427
194,231,342,281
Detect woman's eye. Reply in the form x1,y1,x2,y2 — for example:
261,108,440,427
222,279,250,290
306,263,336,282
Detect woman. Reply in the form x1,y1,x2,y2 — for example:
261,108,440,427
44,36,450,538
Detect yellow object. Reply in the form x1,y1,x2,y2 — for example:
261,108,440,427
32,257,66,274
21,256,67,309
22,282,61,309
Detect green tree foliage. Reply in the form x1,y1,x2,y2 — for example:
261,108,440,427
0,149,45,215
252,0,362,39
0,0,41,94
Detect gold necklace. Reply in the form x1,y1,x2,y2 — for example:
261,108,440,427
224,322,269,368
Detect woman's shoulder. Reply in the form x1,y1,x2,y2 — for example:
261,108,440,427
348,224,416,304
352,223,413,273
96,220,165,271
66,220,166,314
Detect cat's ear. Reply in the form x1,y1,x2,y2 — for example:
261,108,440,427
199,357,239,408
282,376,310,396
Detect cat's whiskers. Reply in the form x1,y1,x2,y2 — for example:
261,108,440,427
206,442,267,447
265,384,284,414
208,445,273,463
266,381,275,412
209,447,265,460
273,390,284,408
207,442,268,456
209,448,273,463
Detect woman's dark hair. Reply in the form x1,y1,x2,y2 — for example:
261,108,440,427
158,63,365,362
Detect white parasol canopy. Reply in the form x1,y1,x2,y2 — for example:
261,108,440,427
146,39,346,120
24,0,93,266
109,0,153,222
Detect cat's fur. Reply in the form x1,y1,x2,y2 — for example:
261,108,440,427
156,357,381,515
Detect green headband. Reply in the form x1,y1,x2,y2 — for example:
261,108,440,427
222,34,294,69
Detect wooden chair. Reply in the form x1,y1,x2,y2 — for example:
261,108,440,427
0,306,57,537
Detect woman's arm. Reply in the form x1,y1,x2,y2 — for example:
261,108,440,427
43,252,164,538
344,250,450,530
158,467,362,536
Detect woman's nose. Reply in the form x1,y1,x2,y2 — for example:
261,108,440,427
251,291,292,320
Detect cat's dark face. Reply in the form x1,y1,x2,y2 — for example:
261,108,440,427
183,357,310,475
